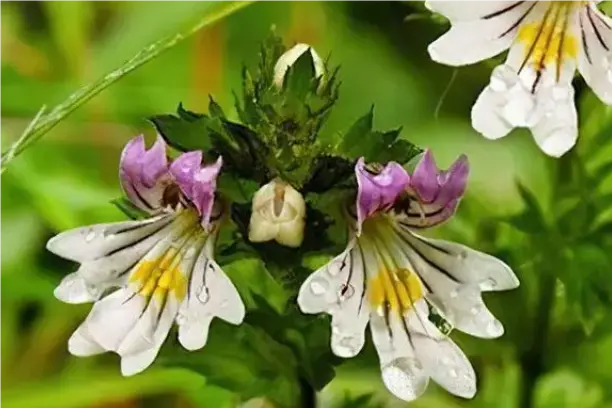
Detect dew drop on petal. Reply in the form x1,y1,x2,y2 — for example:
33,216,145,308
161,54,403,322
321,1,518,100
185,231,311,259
176,312,187,326
220,300,229,308
381,358,427,402
85,230,96,242
470,307,479,316
449,290,458,299
310,279,328,296
197,288,210,304
449,368,458,378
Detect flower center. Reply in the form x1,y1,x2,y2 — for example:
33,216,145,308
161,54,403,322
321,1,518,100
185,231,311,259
129,210,203,303
360,215,425,313
516,2,580,88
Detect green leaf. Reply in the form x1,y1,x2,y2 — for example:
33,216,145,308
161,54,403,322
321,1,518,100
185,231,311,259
506,181,549,234
0,1,254,172
110,197,150,220
303,155,355,194
208,95,227,119
338,106,374,156
283,47,317,99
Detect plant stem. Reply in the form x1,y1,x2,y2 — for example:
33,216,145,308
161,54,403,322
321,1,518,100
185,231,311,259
519,270,555,408
299,378,317,408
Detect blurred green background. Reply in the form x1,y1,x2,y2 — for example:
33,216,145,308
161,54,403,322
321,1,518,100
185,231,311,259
3,2,612,408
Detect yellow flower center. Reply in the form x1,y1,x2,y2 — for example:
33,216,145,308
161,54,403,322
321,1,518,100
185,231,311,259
130,247,188,302
368,266,423,312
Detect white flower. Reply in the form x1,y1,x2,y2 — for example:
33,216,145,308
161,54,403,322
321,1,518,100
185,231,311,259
427,1,612,157
248,178,306,248
48,137,245,376
273,43,325,88
297,156,519,401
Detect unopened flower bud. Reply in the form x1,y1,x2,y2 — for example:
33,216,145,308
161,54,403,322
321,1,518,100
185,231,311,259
248,178,306,248
273,43,325,89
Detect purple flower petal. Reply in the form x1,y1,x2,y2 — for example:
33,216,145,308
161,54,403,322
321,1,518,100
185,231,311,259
119,135,170,212
410,150,439,203
402,152,470,229
355,158,410,232
169,151,203,195
170,153,222,229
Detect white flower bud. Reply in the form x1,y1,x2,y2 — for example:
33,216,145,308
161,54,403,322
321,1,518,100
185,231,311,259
273,43,325,89
248,178,306,248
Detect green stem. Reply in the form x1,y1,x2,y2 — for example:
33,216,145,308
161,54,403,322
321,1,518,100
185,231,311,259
519,270,555,408
1,1,254,173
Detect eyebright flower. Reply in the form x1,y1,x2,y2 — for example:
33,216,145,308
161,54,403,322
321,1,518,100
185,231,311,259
273,43,325,88
427,1,612,157
47,136,245,376
297,151,519,401
248,178,306,248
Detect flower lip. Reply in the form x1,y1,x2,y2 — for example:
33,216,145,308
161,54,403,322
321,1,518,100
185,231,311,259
355,158,411,233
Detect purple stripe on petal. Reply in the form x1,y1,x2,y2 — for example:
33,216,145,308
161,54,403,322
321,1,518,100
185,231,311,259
355,158,410,232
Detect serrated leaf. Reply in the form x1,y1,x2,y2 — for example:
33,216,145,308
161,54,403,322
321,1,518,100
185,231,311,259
208,95,226,119
150,114,213,152
375,138,423,164
338,106,374,156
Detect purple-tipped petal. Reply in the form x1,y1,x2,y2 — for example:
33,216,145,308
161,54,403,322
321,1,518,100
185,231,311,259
411,150,439,203
119,135,170,212
191,157,222,228
170,151,203,194
355,158,410,232
140,137,168,188
402,151,470,229
170,153,222,229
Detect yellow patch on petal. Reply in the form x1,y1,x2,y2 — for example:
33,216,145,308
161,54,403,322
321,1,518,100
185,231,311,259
368,267,423,312
130,247,188,302
518,21,578,70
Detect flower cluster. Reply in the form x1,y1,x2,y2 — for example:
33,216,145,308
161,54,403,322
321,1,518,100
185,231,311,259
427,1,612,157
47,41,520,402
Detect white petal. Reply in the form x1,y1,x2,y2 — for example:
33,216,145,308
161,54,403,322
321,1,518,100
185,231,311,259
54,273,101,304
400,228,519,292
530,85,578,157
370,311,429,402
427,2,535,66
46,215,173,263
273,43,325,88
80,288,147,352
276,219,305,248
411,332,477,399
76,219,176,285
248,213,279,243
178,246,245,351
425,1,522,21
119,296,180,376
297,241,369,358
68,326,105,356
427,285,504,339
577,6,612,104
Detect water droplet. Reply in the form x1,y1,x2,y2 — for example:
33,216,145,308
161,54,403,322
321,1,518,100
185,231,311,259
441,356,450,365
220,300,229,308
310,279,328,295
328,263,340,277
381,358,427,401
176,312,187,325
338,283,354,301
449,368,458,378
470,307,479,316
197,288,210,303
449,290,458,299
85,230,96,242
